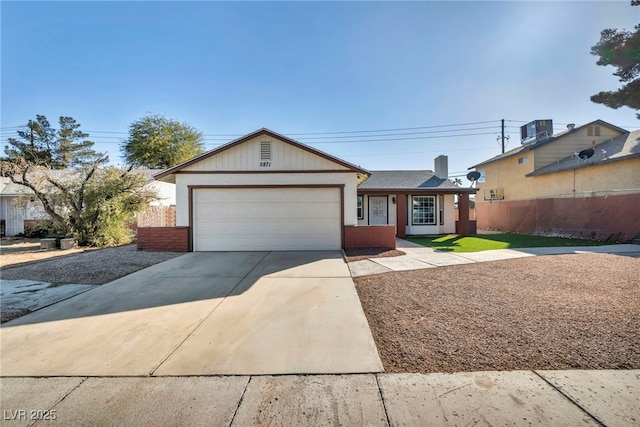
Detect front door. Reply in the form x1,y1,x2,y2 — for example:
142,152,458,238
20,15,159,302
369,196,388,225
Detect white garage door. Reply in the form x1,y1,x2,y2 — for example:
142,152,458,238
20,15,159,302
193,187,342,251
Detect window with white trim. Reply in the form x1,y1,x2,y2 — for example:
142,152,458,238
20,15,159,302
357,195,364,220
412,196,436,225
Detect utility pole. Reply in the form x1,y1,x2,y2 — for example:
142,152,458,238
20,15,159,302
501,119,505,154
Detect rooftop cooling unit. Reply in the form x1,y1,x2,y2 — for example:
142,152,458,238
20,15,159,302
520,120,553,145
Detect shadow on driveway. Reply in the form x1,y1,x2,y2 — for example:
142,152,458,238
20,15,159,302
0,251,383,376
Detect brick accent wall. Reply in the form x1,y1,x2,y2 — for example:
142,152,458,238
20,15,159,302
396,192,407,238
456,220,477,235
137,227,189,252
344,225,396,250
476,193,640,242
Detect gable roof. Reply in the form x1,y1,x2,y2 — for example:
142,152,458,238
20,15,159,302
154,128,370,182
526,129,640,177
470,119,629,169
358,170,476,194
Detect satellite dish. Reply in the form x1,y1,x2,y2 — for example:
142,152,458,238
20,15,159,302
578,148,594,160
467,171,481,181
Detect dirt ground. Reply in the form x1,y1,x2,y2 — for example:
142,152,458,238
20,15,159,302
1,243,183,286
344,248,406,262
355,252,640,373
1,242,184,323
0,237,87,267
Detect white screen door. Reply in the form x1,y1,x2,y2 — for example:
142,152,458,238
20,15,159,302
369,196,388,225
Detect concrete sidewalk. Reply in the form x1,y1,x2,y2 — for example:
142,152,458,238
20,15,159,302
349,238,640,277
2,370,638,426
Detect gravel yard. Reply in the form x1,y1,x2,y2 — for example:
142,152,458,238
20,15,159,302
1,245,184,323
355,252,640,373
1,244,183,286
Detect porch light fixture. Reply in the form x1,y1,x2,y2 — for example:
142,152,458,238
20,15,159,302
392,197,396,204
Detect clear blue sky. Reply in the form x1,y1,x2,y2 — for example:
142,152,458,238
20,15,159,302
2,1,639,181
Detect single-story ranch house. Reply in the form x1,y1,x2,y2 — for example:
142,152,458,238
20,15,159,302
143,128,476,252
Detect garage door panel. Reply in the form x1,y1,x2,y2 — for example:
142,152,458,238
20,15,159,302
196,203,339,220
195,237,338,251
196,219,338,234
193,188,341,251
200,188,340,204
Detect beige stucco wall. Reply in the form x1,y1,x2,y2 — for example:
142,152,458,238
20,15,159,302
532,157,640,198
476,152,536,201
534,125,622,169
477,156,640,203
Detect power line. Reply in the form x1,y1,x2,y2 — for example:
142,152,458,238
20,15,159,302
340,147,487,157
281,120,500,136
290,126,498,140
292,132,498,144
2,120,501,139
2,130,501,144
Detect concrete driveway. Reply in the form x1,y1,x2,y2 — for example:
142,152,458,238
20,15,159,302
0,251,382,376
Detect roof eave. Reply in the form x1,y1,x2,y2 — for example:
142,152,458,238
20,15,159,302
153,128,370,181
358,187,477,194
526,152,640,177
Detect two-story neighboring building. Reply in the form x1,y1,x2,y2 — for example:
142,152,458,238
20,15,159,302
470,119,640,242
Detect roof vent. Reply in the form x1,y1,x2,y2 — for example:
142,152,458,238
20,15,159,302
260,141,271,161
567,123,575,131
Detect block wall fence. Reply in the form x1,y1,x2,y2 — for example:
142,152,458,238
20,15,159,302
476,193,640,242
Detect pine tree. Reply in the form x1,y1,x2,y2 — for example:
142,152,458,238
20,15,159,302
590,1,640,118
56,116,98,168
4,115,98,168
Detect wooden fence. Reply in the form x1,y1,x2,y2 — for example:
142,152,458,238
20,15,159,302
137,206,176,228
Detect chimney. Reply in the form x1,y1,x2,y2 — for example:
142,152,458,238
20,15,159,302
434,155,448,179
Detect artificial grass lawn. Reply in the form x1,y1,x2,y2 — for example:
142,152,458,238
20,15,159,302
407,233,605,253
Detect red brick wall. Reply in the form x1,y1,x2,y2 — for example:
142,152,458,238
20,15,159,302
476,193,640,242
137,227,189,252
344,225,396,250
456,220,477,235
396,193,407,238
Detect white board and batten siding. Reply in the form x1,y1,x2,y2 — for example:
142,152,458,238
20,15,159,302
182,136,349,172
193,187,341,251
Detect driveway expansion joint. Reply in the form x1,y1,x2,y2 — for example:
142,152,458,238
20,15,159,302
148,252,273,376
228,376,252,427
532,370,607,427
375,374,392,427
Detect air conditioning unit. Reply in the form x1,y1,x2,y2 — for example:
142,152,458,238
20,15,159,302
521,120,553,145
484,188,504,201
